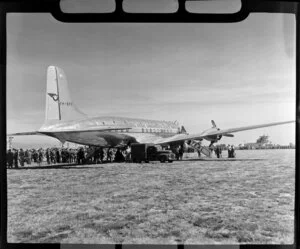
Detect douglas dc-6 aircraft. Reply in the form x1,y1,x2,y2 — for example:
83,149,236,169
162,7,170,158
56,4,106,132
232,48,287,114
9,66,294,150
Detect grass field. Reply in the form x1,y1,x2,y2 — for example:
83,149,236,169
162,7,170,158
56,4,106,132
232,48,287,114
7,150,294,244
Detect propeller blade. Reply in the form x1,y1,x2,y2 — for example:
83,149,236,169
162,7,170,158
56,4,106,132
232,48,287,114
211,120,217,128
223,133,234,137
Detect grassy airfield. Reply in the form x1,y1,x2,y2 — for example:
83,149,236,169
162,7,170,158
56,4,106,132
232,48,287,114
7,150,294,244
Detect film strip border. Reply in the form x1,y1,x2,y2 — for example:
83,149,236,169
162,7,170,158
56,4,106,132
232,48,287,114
4,244,296,249
0,1,299,249
4,243,296,249
0,0,298,22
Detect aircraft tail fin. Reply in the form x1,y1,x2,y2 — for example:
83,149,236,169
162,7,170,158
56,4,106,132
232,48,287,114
180,126,187,134
45,66,87,124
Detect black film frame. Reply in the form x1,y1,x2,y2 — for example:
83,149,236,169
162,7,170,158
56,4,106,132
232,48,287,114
0,1,299,249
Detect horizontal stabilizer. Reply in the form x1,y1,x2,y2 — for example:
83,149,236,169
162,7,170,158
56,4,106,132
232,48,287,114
39,127,132,134
7,131,43,136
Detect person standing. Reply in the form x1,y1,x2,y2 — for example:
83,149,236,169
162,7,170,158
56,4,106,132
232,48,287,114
33,149,38,163
61,149,66,163
76,149,80,164
71,149,76,163
197,148,201,158
30,149,35,163
13,149,19,168
231,145,235,158
175,146,180,160
114,148,124,162
38,149,44,166
84,147,88,163
7,149,13,169
215,146,220,158
66,149,70,163
219,146,222,158
19,148,25,166
77,147,85,164
227,145,231,158
25,149,30,165
50,149,55,164
45,149,50,164
178,145,184,160
93,148,99,164
56,149,60,164
124,146,131,162
100,148,104,163
107,148,113,162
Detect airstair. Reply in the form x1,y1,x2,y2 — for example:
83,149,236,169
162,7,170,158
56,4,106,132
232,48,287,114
188,141,212,158
198,146,211,157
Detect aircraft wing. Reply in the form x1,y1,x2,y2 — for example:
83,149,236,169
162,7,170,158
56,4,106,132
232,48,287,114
202,120,295,137
8,127,132,136
155,120,295,145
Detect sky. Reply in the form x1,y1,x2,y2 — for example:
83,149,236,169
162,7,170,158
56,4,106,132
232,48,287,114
6,8,296,147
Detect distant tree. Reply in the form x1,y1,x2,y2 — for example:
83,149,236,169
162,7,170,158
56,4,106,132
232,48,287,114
289,142,295,148
256,135,269,145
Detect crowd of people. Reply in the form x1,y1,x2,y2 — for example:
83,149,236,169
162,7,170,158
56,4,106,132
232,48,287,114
6,147,128,168
6,143,237,168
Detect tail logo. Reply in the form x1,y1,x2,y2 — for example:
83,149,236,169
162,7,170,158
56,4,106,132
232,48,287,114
48,93,59,102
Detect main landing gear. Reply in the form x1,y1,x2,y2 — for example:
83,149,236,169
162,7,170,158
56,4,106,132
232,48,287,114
209,141,216,148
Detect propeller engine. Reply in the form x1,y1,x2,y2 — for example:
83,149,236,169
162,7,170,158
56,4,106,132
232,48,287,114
207,120,234,147
211,120,234,138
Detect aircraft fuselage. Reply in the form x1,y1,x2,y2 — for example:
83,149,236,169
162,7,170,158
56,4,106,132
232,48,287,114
38,116,181,147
